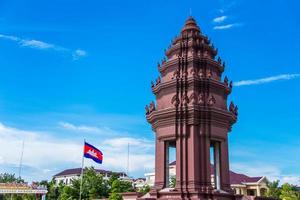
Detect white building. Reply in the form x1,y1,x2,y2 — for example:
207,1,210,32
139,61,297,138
53,168,128,186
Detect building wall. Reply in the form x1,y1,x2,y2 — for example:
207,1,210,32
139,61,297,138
54,172,128,186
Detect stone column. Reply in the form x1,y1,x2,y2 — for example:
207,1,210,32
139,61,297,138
198,126,212,191
165,141,170,188
214,142,221,190
220,140,231,192
154,138,166,190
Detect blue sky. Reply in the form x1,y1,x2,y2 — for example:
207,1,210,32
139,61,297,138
0,0,300,184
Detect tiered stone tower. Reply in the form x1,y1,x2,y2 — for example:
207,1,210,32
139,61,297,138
145,17,238,200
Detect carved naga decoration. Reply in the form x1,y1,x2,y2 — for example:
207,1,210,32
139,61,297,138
157,62,161,71
224,76,229,86
151,81,154,88
217,57,222,64
156,77,161,85
145,105,150,115
149,101,156,113
229,101,238,116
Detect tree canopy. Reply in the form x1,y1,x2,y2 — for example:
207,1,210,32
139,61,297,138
265,180,300,200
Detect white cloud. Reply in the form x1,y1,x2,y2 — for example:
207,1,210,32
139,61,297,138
213,23,241,30
73,49,87,60
59,121,101,133
281,176,300,185
234,74,300,87
0,122,154,181
0,34,19,41
20,39,56,50
102,137,154,173
213,15,228,23
0,33,86,60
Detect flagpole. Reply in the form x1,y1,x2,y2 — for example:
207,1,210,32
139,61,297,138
127,143,129,177
18,140,25,181
79,139,85,200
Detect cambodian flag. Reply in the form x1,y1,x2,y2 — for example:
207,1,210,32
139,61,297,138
83,142,103,164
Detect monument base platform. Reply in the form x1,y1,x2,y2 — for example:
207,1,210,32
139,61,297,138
122,190,278,200
122,189,244,200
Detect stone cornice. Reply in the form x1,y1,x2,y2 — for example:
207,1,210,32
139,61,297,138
166,38,215,58
159,57,224,75
152,77,231,95
146,106,237,130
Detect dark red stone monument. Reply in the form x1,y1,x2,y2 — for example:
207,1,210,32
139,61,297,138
144,16,239,200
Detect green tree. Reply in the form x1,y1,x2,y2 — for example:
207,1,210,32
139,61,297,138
108,179,134,200
280,183,300,200
0,173,24,183
46,180,63,200
59,167,109,200
138,185,150,195
266,180,281,199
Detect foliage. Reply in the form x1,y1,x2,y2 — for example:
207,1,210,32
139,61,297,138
170,176,176,188
108,178,134,200
265,180,300,200
58,167,109,200
0,173,24,183
266,180,281,198
46,180,63,200
279,183,300,200
138,184,150,195
108,192,123,200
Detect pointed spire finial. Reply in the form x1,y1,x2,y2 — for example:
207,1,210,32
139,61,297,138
189,8,192,16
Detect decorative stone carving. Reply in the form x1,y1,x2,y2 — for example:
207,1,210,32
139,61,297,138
208,95,216,106
198,93,205,105
206,69,212,79
157,62,161,70
151,81,154,88
222,61,226,68
156,77,161,85
171,95,180,106
229,102,238,116
199,69,204,78
182,94,189,105
190,68,198,77
145,105,149,115
189,92,198,105
183,70,188,78
229,81,233,89
217,57,222,64
149,101,156,112
224,76,229,86
172,70,180,79
234,105,238,116
229,102,235,113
